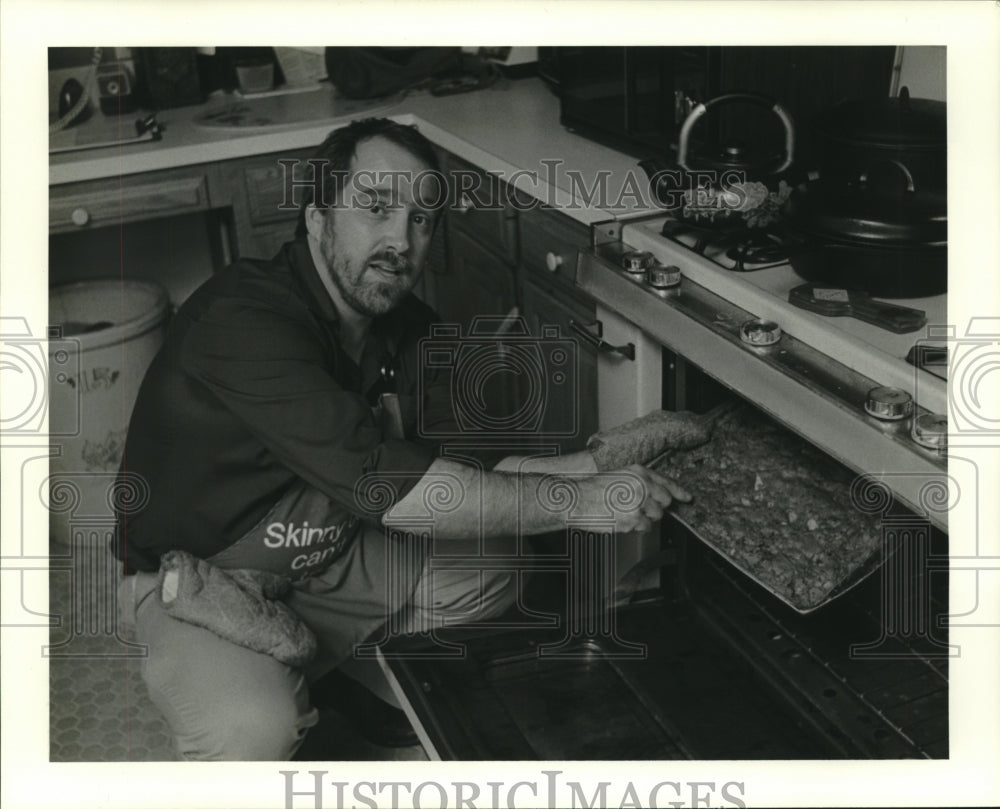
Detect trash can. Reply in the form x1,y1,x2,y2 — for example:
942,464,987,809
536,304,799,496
48,280,170,550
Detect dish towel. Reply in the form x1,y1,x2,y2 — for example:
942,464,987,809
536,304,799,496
157,550,317,667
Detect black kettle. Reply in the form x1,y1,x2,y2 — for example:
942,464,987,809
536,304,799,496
640,92,797,229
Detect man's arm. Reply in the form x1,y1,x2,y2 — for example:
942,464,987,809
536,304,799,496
492,450,599,475
383,456,687,540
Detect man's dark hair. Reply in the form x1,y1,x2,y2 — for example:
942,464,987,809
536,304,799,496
294,117,441,237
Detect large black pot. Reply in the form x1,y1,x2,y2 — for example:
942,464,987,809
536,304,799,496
783,89,947,299
783,171,946,298
813,87,946,194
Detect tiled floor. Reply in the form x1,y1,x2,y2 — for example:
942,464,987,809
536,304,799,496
48,543,426,762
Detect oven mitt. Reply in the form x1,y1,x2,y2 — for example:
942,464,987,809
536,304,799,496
587,409,715,472
157,550,317,667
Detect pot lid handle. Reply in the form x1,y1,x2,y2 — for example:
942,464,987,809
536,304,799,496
858,159,917,193
677,92,795,175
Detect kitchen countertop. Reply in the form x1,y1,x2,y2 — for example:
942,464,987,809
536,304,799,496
49,77,656,225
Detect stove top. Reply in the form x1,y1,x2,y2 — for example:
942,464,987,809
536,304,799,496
619,214,948,415
658,217,795,272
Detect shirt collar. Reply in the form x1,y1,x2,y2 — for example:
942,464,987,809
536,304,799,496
288,237,341,324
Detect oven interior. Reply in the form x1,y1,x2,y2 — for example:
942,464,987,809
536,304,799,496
384,355,950,761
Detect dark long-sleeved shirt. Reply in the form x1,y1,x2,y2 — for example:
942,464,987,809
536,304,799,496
115,238,453,574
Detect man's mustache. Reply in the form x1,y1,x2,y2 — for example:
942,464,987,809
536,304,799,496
369,251,412,274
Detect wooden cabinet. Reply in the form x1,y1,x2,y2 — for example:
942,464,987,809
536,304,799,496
49,165,214,234
48,164,229,307
428,151,520,326
521,278,598,451
49,149,318,263
518,203,597,451
216,147,314,260
437,227,518,328
443,153,519,265
428,152,597,447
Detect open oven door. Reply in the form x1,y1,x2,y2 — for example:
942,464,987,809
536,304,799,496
376,524,947,761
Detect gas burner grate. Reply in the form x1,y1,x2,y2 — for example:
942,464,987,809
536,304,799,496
724,234,793,272
659,217,794,272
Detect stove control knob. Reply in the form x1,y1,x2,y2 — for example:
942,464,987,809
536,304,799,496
621,250,654,274
865,386,914,421
912,413,948,451
647,263,681,289
545,252,563,272
739,318,782,347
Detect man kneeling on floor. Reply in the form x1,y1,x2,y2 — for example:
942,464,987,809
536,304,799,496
113,117,688,760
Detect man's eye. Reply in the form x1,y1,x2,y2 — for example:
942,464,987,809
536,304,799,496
411,213,432,228
369,203,385,215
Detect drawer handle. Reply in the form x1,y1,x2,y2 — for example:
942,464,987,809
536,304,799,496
456,193,473,215
545,251,563,272
569,318,635,361
71,207,90,227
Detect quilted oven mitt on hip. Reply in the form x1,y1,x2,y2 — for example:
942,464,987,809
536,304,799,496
587,409,715,472
157,550,317,667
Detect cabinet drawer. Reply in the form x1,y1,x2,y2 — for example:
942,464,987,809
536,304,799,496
445,154,517,264
243,150,315,226
50,172,209,233
518,202,589,289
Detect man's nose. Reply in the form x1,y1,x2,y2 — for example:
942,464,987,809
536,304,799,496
382,211,410,255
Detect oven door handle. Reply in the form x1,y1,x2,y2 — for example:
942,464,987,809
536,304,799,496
569,318,635,361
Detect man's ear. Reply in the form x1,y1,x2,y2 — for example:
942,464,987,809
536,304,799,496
303,203,327,240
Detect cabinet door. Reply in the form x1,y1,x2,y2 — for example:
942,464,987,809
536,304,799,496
521,278,598,452
435,227,518,329
432,227,521,428
216,148,314,259
443,153,518,265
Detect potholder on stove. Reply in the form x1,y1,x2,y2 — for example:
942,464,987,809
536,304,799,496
587,409,716,471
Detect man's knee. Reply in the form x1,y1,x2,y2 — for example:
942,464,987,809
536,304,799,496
179,692,315,761
406,545,529,631
139,622,317,761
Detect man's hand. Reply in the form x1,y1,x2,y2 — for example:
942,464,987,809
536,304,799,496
573,464,691,534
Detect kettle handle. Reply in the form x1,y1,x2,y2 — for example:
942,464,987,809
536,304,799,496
677,92,795,175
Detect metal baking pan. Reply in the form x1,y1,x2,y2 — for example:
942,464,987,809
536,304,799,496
649,404,890,615
665,508,889,615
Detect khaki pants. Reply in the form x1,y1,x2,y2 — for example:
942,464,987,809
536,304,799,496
119,531,523,760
